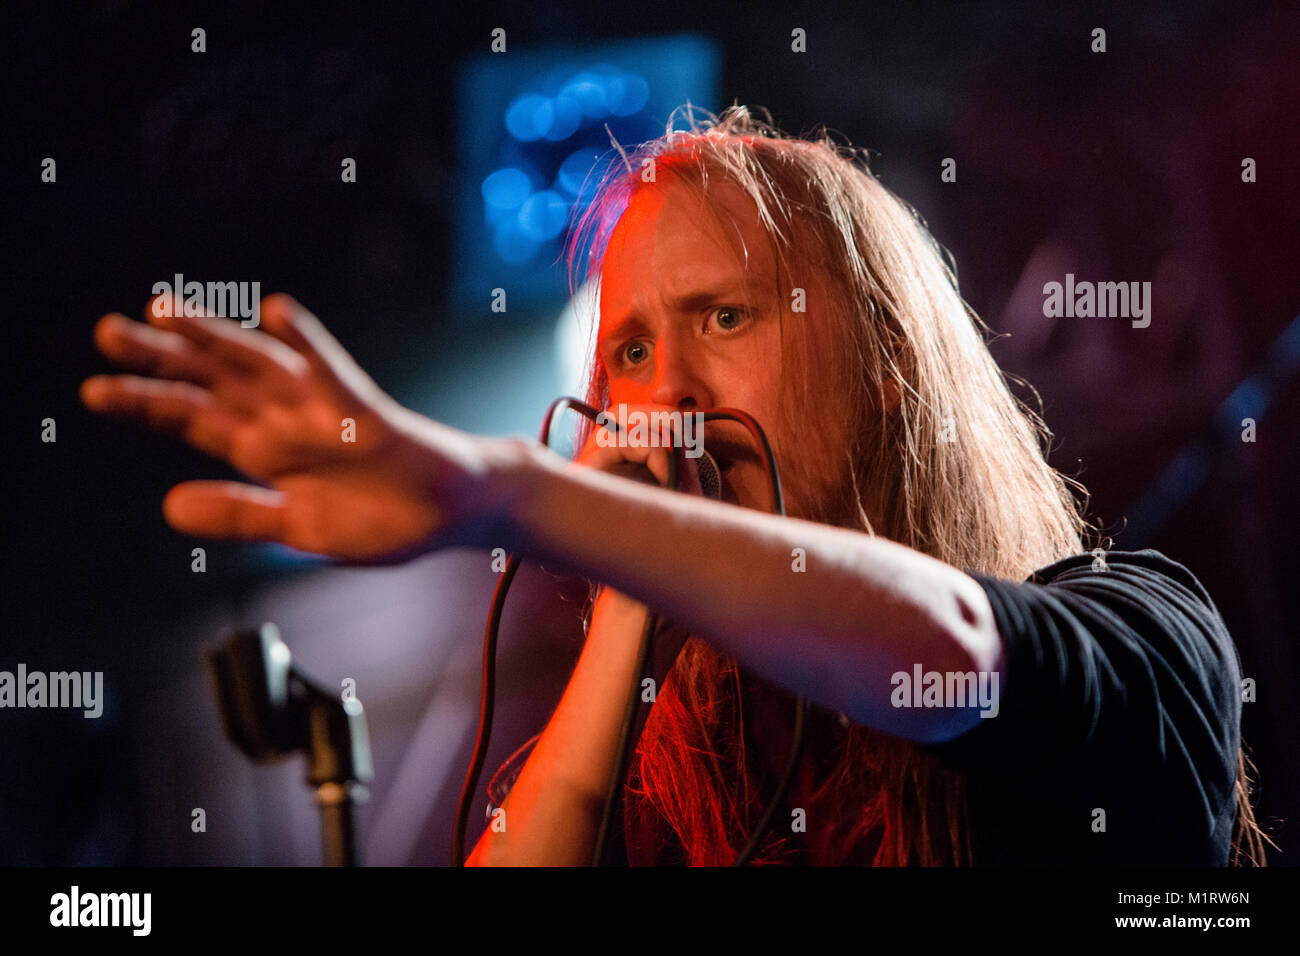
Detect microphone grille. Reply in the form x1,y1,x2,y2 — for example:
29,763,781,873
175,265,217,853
696,450,722,501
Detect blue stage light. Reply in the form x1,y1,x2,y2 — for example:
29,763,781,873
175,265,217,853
518,190,570,241
455,34,720,310
481,167,533,210
493,220,542,264
505,94,553,141
543,93,583,141
600,69,649,115
557,148,605,198
563,73,612,119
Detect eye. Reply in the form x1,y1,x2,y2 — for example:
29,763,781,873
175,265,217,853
707,306,749,333
622,340,651,366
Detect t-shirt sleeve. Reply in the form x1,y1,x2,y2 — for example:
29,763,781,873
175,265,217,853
923,550,1242,833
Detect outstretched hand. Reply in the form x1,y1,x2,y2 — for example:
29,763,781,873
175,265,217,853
81,293,503,562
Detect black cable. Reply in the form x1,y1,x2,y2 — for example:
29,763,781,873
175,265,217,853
581,405,804,866
586,433,679,866
451,398,583,865
697,409,807,866
733,687,807,866
453,397,805,867
590,604,659,866
451,552,519,866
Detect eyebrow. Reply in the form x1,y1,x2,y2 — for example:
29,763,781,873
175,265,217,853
600,277,769,345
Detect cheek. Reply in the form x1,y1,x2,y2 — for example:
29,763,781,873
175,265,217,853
606,377,649,405
720,325,783,405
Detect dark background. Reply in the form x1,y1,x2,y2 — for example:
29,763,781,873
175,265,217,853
5,0,1298,865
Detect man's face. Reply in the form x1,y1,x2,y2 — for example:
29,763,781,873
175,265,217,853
597,179,852,519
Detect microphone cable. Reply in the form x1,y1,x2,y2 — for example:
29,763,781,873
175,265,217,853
452,398,807,867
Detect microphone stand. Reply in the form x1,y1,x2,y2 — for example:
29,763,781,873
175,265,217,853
207,623,374,866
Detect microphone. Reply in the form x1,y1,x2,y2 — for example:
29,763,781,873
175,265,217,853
608,449,722,500
695,449,723,500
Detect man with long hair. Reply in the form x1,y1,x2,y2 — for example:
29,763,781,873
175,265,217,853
81,105,1268,866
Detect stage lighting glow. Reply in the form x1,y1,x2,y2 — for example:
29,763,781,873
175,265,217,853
554,279,600,428
562,73,611,118
557,148,604,198
543,93,583,141
505,94,553,141
481,168,532,210
607,72,650,115
518,190,570,241
493,222,541,263
454,34,720,313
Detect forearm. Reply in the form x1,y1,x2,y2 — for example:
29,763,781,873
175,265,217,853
497,444,1002,743
466,589,650,866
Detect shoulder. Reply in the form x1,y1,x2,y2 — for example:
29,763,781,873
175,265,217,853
933,548,1242,796
933,549,1246,861
975,548,1238,685
1028,548,1217,599
998,548,1219,614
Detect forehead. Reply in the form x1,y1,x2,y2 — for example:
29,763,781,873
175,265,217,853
598,179,778,323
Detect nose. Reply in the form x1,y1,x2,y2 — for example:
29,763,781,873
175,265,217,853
650,334,714,411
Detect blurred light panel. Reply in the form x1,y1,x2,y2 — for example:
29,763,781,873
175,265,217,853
453,34,720,318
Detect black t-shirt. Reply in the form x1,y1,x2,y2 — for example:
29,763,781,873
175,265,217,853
924,549,1243,865
487,550,1243,865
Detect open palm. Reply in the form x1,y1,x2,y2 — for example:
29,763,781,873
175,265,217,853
81,293,492,561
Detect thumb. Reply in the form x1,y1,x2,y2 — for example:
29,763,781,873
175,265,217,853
163,481,288,542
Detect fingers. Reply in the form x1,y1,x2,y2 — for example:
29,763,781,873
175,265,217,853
577,428,673,486
578,403,697,486
80,374,240,461
163,481,286,542
257,293,375,401
93,292,368,413
145,294,308,400
94,313,221,386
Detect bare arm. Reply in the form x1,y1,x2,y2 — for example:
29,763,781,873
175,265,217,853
83,295,1002,752
464,447,1002,864
491,443,1002,745
465,587,650,866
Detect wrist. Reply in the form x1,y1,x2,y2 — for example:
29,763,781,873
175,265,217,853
469,436,555,554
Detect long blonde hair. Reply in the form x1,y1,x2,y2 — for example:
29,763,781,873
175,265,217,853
565,104,1268,865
